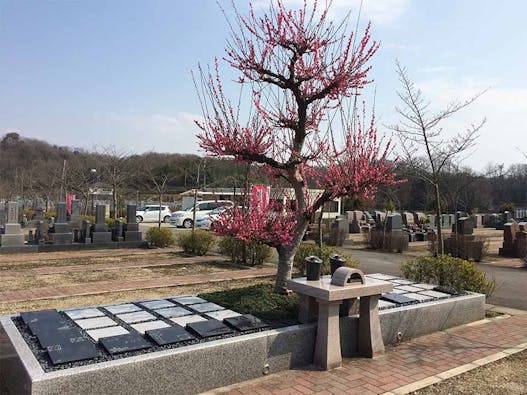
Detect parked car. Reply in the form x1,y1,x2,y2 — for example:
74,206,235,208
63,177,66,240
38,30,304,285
136,205,172,223
195,206,230,230
169,200,233,228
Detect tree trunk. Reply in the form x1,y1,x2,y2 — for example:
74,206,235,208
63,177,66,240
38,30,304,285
274,217,310,293
158,192,162,228
434,183,444,255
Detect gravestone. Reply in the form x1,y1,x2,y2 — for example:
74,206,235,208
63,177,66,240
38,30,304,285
34,220,46,244
145,326,195,346
124,204,142,241
516,231,527,258
80,220,92,243
456,217,474,235
385,213,402,232
70,199,81,225
0,202,24,247
34,198,45,221
99,333,152,355
374,211,386,225
413,212,426,226
0,201,5,226
499,222,520,257
112,220,124,242
91,204,111,243
402,212,414,227
187,319,234,338
50,203,73,244
347,210,364,233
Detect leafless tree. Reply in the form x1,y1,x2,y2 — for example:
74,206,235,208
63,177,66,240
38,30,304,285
388,61,487,255
141,153,175,228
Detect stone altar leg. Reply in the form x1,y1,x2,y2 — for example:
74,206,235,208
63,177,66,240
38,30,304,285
339,297,358,317
298,294,318,323
358,295,384,358
314,299,342,370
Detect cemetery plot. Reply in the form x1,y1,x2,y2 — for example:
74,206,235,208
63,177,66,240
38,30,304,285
10,296,272,372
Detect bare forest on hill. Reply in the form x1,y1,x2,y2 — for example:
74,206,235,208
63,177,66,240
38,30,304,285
0,132,526,215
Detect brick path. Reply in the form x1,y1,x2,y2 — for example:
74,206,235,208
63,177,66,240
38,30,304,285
207,314,527,395
0,266,276,303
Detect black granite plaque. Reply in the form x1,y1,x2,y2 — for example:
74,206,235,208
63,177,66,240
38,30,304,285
47,338,99,365
187,320,234,338
381,293,417,305
21,309,62,325
36,327,84,348
28,318,74,336
99,332,152,354
145,325,196,345
433,286,467,296
224,314,269,332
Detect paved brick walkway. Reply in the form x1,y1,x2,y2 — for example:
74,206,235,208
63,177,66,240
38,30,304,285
207,314,527,395
0,266,276,302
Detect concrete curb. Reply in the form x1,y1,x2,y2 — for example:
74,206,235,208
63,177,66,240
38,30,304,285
381,315,527,395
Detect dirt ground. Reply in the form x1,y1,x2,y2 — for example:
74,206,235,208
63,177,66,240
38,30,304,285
412,349,527,394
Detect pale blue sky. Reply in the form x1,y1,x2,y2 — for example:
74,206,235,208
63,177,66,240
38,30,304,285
1,0,526,170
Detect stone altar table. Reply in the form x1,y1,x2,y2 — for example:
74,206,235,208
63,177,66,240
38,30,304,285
287,272,393,369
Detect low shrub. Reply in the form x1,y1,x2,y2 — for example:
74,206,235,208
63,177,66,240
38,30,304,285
146,227,175,248
217,236,271,266
400,255,495,296
367,230,408,253
177,230,215,255
80,215,95,223
200,283,299,322
293,242,358,276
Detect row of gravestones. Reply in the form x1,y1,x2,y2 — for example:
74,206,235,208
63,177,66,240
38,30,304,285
0,202,142,248
499,222,527,258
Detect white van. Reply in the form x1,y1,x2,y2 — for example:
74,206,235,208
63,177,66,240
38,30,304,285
169,200,233,228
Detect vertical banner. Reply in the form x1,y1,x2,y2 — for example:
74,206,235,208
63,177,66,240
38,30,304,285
251,185,270,210
66,193,76,214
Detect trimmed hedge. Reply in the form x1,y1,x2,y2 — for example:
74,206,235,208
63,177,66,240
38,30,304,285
400,255,495,296
217,236,271,266
146,227,175,248
177,230,215,255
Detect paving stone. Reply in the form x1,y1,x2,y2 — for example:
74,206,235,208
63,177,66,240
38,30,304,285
172,296,207,305
170,314,208,327
99,332,152,355
138,300,175,310
46,338,99,365
130,320,171,334
74,316,117,330
390,288,408,294
419,290,451,299
381,293,417,305
365,273,399,280
64,308,105,320
391,279,415,285
378,300,397,310
205,309,242,321
154,307,192,319
413,283,437,290
86,326,129,341
396,285,426,292
104,303,142,315
224,314,269,332
187,319,234,338
188,302,225,313
404,292,435,302
116,311,156,324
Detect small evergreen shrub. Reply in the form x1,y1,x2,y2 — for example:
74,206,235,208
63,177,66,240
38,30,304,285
293,242,358,275
367,230,408,253
217,236,271,266
400,255,495,296
177,230,215,255
146,227,175,248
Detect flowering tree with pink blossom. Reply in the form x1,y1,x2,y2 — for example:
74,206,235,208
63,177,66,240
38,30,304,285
195,1,398,293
